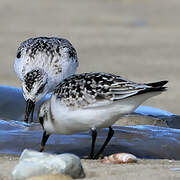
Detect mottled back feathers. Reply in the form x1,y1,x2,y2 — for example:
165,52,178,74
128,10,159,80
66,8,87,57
54,72,166,108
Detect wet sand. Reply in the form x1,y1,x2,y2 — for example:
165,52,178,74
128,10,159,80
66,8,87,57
0,0,180,179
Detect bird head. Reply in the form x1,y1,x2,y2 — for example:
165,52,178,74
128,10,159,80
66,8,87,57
22,69,49,123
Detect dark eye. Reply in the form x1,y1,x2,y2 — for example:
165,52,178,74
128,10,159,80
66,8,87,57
16,51,21,58
39,117,44,125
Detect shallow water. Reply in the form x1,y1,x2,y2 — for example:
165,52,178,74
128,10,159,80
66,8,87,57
0,86,180,159
1,120,180,160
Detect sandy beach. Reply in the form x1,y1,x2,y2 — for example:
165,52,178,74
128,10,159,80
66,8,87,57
0,0,180,179
1,155,180,180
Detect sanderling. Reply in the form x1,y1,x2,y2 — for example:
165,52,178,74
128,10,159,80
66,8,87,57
14,37,78,123
38,72,168,159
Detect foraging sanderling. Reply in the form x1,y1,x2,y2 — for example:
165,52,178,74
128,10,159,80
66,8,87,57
38,72,168,159
14,37,78,123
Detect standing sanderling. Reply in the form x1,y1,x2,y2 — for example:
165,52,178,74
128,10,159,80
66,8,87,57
14,37,78,123
38,72,168,159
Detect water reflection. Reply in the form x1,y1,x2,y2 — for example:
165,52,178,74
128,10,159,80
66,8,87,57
1,120,180,159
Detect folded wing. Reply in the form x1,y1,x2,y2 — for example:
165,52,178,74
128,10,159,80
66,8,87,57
54,72,168,108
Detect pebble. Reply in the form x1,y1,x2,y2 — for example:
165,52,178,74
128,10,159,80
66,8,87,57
12,149,85,180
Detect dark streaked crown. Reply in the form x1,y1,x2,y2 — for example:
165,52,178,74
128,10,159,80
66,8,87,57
16,36,77,61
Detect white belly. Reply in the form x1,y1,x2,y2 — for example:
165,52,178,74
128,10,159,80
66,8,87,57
46,91,161,135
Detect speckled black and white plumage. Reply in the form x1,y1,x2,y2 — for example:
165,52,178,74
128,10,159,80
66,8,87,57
54,72,167,109
24,69,44,92
14,36,78,122
38,72,167,156
17,37,77,61
15,37,78,81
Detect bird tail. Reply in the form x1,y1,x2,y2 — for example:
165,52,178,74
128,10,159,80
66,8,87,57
137,80,168,95
146,80,168,88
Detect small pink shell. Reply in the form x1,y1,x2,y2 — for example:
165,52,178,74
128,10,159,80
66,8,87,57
101,153,137,164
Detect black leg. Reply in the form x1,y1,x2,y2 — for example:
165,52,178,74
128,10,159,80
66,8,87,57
89,128,97,159
40,131,50,152
94,126,114,159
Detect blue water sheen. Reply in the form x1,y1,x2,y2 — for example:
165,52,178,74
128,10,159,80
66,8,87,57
0,85,50,121
0,85,180,159
1,120,180,159
135,106,174,117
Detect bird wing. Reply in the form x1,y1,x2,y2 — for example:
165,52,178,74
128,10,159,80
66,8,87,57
54,72,159,109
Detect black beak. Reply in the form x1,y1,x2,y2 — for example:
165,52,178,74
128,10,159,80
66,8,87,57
24,99,35,123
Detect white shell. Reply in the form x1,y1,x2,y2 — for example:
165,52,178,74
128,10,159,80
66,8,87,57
101,153,137,164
